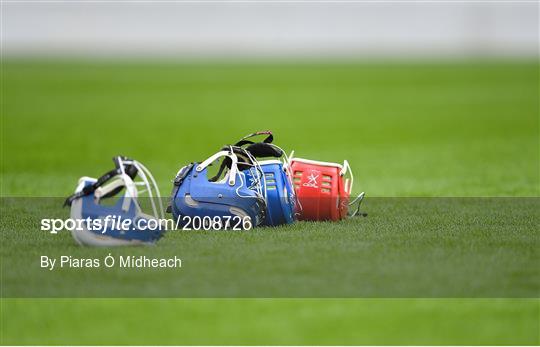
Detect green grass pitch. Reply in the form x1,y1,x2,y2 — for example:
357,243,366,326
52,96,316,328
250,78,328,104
1,60,539,345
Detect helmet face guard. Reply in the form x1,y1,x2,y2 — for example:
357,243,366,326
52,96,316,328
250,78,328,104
65,156,165,246
290,156,364,221
169,147,266,228
232,131,297,226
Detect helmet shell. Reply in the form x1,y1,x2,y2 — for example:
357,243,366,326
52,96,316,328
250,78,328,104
290,158,351,221
170,163,265,228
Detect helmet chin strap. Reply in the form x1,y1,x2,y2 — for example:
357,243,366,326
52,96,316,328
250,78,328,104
233,130,284,159
95,176,135,199
94,174,138,212
234,130,274,147
207,146,258,183
197,149,239,186
63,156,139,207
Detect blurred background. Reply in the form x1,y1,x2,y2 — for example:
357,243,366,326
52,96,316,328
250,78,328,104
4,2,538,58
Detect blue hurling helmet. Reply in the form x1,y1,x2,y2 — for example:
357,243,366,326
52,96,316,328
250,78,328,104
64,156,165,246
169,146,266,229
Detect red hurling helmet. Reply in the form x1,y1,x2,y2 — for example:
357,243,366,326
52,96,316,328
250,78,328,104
289,154,365,221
